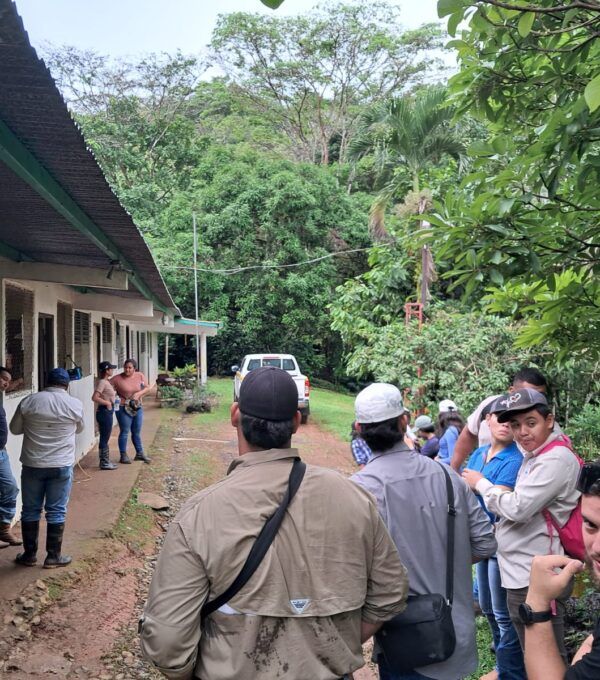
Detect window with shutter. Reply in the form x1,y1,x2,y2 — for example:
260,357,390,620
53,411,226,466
101,317,113,344
57,302,73,369
115,321,125,366
4,283,34,392
74,311,91,376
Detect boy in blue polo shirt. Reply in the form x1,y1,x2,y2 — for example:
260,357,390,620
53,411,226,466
464,400,524,680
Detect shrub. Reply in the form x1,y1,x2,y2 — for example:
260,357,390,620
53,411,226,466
159,386,184,405
566,403,600,462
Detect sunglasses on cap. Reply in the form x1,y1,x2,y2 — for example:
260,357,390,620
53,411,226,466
577,463,600,495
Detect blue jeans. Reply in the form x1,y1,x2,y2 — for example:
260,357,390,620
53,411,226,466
21,465,73,524
477,557,525,680
96,406,114,451
116,407,144,455
378,663,433,680
0,449,19,523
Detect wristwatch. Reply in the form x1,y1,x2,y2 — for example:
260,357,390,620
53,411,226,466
518,602,552,625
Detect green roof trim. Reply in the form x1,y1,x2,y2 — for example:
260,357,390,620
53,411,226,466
0,117,170,315
175,318,222,329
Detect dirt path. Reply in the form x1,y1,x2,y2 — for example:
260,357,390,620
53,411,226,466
0,405,377,679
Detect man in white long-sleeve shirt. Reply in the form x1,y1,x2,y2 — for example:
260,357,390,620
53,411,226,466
463,389,580,661
10,367,84,569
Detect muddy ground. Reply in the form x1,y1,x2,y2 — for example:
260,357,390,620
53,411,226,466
0,408,377,679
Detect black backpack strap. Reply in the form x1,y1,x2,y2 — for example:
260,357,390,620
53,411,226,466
435,461,456,605
201,457,306,620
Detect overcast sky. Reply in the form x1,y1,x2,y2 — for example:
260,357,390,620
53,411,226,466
14,0,441,57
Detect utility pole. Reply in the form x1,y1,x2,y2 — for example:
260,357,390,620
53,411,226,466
193,213,201,387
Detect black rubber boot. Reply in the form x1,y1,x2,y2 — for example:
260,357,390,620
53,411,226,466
43,523,72,569
134,451,151,464
15,520,39,566
0,522,22,545
99,448,117,470
119,451,131,464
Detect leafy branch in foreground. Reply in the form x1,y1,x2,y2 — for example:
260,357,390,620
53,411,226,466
428,0,600,359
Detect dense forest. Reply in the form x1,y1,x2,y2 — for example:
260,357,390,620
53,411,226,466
45,1,600,444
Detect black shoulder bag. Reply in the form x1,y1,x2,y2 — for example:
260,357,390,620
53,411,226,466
201,457,306,620
375,461,457,672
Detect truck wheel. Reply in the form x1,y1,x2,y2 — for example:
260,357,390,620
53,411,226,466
301,412,308,424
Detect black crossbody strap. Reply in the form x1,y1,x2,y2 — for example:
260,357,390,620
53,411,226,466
201,458,306,620
435,461,456,605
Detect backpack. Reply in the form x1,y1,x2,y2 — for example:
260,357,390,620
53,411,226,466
537,435,584,560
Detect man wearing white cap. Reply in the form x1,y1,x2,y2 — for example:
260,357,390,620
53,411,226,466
351,383,497,680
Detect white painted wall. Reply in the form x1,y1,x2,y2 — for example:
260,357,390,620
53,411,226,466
1,276,163,520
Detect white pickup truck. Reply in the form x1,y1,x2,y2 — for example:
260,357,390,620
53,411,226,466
231,353,310,423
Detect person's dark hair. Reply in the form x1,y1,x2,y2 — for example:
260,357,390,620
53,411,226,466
240,413,295,449
480,402,494,422
124,358,137,370
585,459,600,497
419,424,436,435
360,417,404,452
512,367,548,390
0,366,10,377
436,411,465,437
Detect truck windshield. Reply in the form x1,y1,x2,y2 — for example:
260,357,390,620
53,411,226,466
282,359,296,371
247,359,261,371
262,358,281,368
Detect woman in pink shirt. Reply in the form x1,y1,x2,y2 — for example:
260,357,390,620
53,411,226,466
110,359,153,464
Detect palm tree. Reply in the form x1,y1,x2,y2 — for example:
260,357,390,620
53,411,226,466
348,86,467,240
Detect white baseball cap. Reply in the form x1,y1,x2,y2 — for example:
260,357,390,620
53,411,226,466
355,383,406,424
438,399,458,413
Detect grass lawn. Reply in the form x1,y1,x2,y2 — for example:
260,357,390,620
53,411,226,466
203,377,356,442
188,377,234,434
468,617,495,679
309,386,355,441
204,377,234,419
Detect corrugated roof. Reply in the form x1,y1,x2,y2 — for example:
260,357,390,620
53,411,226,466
0,0,177,313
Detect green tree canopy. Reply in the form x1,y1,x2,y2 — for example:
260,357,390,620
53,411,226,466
348,86,467,236
425,0,600,360
151,145,372,376
211,2,445,164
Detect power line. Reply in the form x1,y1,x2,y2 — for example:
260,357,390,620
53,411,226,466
160,246,375,275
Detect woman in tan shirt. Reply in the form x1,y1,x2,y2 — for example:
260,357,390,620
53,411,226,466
92,361,118,470
110,359,153,464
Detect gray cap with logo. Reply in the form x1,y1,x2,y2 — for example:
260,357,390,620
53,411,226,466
493,388,548,423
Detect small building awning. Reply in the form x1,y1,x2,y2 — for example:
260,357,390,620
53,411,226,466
127,316,222,337
173,318,221,335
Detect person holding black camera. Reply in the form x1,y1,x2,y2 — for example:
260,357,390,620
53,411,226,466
110,358,153,464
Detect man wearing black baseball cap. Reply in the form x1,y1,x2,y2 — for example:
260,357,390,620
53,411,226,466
462,388,580,661
141,366,408,680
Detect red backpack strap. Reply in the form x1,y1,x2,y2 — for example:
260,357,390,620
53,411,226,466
538,435,583,557
536,435,583,465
